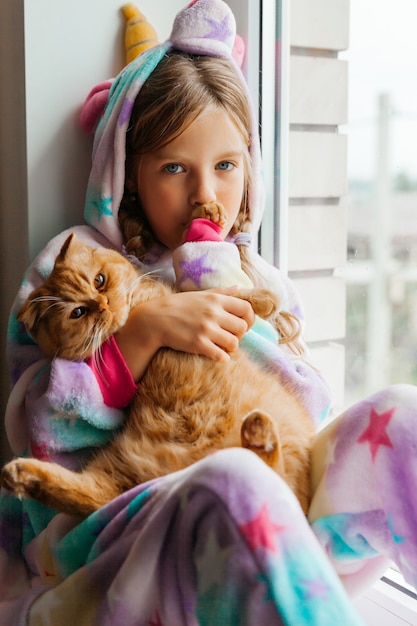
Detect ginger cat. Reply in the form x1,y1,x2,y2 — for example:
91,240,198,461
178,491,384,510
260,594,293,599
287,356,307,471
2,208,314,516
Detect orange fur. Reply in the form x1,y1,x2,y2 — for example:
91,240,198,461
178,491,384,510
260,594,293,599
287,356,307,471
2,234,314,516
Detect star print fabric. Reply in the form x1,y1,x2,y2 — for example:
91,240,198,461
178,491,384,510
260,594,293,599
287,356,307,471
8,229,417,621
172,220,254,291
0,450,366,625
309,383,417,595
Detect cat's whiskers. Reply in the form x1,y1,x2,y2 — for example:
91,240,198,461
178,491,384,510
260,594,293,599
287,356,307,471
120,270,158,302
137,268,160,280
126,271,152,292
91,344,108,383
85,328,112,383
31,295,60,303
81,323,102,357
36,300,67,320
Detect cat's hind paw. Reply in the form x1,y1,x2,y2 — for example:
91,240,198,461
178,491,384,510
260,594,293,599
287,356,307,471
241,409,282,470
241,410,276,451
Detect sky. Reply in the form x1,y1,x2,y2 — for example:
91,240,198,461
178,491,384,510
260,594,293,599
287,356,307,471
343,0,417,181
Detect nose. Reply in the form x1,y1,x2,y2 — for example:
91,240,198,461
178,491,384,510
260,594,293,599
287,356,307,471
97,295,109,312
189,170,216,207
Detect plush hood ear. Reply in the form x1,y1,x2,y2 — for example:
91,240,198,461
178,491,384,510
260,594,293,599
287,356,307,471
83,0,264,250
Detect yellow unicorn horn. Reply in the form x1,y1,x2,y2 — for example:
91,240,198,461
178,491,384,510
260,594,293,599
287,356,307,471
122,3,158,65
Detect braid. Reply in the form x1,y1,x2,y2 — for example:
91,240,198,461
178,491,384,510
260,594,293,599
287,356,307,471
118,191,156,260
232,209,304,356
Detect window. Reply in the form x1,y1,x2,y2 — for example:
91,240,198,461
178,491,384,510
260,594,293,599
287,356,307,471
342,0,417,405
254,0,417,622
342,1,417,620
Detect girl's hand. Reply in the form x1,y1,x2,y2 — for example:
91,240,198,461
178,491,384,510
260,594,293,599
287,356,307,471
115,288,255,381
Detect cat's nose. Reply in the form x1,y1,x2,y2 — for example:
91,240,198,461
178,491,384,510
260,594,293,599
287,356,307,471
97,296,109,312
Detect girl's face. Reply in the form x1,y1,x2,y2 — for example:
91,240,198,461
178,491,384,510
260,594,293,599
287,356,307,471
135,108,247,250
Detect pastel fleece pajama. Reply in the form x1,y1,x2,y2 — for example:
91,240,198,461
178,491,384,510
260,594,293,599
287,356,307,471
2,1,417,624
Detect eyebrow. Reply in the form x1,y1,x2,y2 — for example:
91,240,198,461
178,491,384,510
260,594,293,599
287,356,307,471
152,150,245,161
216,151,245,160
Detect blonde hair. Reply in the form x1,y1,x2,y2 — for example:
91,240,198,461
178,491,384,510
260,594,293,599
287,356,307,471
118,51,302,352
119,53,251,252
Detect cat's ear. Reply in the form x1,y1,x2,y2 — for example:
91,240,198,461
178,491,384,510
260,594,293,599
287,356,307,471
56,233,75,264
17,296,40,334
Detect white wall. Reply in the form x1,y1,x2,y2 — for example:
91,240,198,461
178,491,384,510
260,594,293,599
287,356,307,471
23,0,186,260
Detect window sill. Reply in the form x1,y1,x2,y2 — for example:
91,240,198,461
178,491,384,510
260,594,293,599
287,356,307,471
354,570,417,625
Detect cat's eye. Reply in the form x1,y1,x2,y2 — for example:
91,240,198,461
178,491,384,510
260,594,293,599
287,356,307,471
94,273,105,290
71,306,87,319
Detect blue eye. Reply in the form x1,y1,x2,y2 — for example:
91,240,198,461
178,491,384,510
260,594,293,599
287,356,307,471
217,161,234,171
165,163,184,174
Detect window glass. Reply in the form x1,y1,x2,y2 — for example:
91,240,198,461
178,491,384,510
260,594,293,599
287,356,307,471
342,0,417,406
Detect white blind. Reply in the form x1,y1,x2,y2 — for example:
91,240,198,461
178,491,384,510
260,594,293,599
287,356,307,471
288,0,349,413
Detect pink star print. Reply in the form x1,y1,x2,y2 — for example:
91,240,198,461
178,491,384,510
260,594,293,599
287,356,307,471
238,503,287,553
357,407,395,461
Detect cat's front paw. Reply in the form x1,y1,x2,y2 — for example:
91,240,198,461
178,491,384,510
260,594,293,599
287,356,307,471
238,289,279,319
1,459,44,499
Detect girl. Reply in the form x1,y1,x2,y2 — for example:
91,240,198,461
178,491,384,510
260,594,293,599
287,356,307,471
1,1,417,624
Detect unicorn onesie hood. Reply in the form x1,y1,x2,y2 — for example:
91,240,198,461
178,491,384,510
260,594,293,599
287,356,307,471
84,0,264,247
82,0,301,309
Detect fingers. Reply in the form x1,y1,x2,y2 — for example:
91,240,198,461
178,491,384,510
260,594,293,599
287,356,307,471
223,294,256,331
200,292,253,332
206,291,255,333
152,290,255,361
197,339,231,363
189,293,253,358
